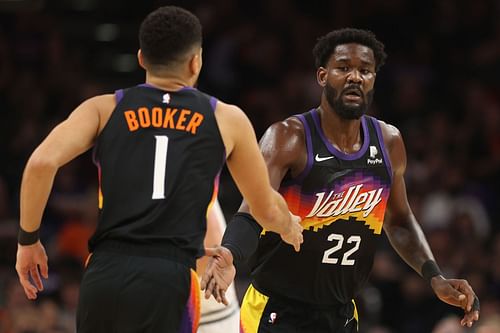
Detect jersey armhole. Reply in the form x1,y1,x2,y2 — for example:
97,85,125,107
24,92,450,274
115,89,124,104
206,94,226,163
209,96,218,112
94,90,124,164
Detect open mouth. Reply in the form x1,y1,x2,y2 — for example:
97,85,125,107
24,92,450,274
344,89,362,97
343,89,363,102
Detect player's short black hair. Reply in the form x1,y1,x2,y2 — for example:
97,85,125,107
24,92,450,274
312,28,387,71
139,6,202,68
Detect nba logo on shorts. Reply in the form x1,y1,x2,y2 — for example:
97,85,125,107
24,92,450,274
268,312,277,324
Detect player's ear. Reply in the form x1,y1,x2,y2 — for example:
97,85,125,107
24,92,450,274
317,67,328,87
189,47,202,77
137,49,147,70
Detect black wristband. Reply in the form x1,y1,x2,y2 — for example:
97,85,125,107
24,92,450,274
18,227,40,245
421,260,442,283
472,296,480,312
222,212,262,262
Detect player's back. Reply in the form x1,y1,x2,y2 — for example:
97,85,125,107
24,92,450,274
89,84,224,264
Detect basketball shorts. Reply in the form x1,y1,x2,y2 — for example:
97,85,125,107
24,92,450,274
240,284,358,333
77,251,200,333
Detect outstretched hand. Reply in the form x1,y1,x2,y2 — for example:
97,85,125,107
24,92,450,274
279,213,303,252
15,241,49,300
431,276,480,327
200,246,236,305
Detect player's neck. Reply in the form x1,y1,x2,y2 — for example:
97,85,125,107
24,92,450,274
145,72,194,91
317,106,363,154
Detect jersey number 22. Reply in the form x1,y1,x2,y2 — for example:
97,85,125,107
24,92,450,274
322,233,361,265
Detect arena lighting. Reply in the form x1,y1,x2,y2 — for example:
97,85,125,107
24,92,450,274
112,54,137,73
95,24,119,42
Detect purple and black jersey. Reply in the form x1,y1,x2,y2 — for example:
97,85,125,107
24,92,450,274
251,109,393,306
89,84,224,261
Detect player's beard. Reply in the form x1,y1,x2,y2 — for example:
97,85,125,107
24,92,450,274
325,84,374,120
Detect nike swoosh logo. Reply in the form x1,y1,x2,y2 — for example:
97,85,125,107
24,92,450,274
315,154,335,162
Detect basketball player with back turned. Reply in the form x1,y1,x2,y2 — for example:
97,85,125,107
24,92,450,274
202,28,480,332
14,6,303,333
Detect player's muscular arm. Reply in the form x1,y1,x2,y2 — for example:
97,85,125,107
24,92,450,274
20,94,114,233
215,103,303,246
221,118,307,262
17,94,114,300
381,121,479,327
240,117,307,211
380,122,434,273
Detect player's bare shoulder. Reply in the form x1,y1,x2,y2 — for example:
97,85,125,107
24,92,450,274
213,100,256,156
261,116,305,150
213,100,248,126
374,119,402,149
375,119,406,173
82,94,116,111
260,116,307,175
82,94,116,134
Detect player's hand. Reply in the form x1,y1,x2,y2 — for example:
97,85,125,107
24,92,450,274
200,246,236,305
279,212,303,252
15,241,49,300
431,275,480,327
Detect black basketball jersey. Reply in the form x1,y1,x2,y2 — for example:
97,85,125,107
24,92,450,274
88,84,225,259
252,109,393,306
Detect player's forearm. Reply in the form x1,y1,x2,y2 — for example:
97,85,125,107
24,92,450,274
250,190,292,235
222,212,262,262
384,213,435,276
20,155,58,232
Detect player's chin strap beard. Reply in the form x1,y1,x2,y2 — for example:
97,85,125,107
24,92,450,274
324,84,374,120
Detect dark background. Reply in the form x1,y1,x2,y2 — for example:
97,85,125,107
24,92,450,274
0,0,499,332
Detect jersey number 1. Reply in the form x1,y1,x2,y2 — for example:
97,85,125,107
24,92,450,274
152,135,169,199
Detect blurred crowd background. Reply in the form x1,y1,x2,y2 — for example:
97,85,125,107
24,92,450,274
0,0,499,332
